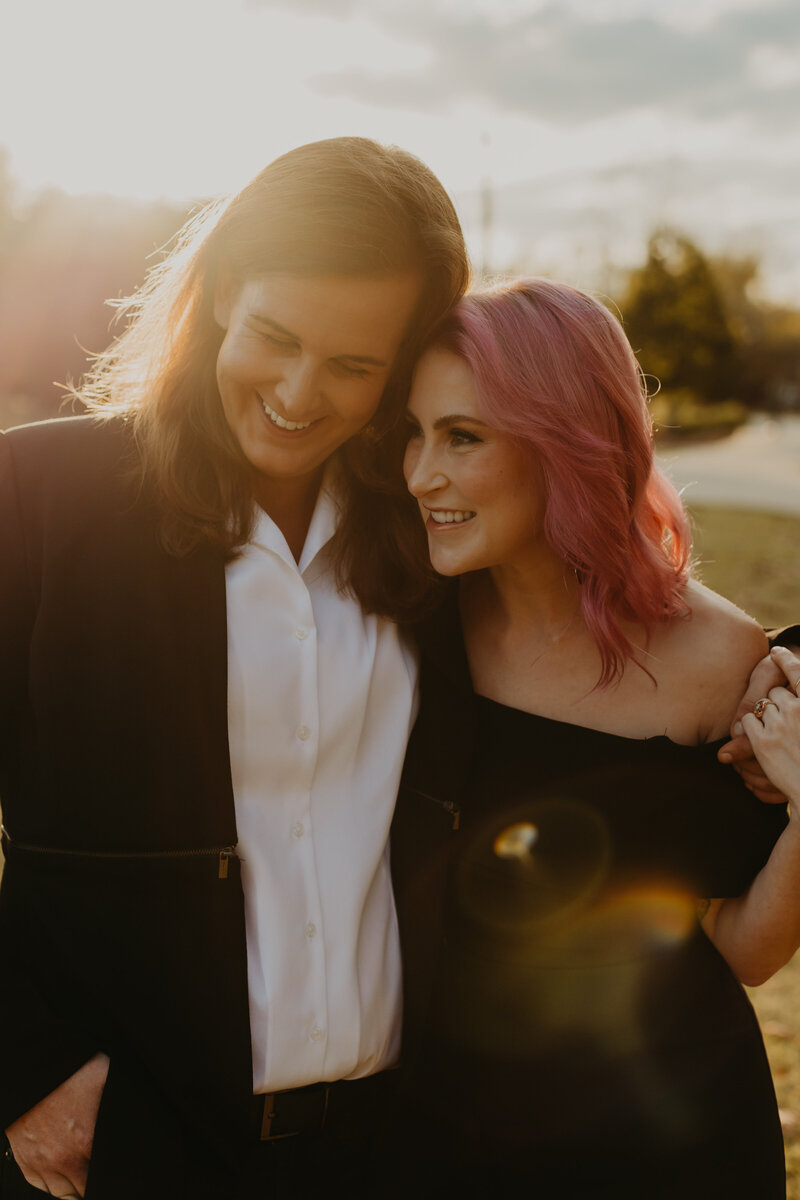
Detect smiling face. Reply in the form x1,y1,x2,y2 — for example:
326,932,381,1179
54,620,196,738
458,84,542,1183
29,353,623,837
404,347,551,578
214,272,422,508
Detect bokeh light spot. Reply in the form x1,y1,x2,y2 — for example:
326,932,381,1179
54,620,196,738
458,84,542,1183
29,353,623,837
494,821,538,860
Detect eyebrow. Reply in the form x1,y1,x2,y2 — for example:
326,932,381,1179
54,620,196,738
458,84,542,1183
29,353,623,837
406,409,490,431
250,313,389,367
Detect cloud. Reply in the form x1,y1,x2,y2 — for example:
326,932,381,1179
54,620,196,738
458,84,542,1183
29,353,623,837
311,0,800,128
454,151,800,301
246,0,362,14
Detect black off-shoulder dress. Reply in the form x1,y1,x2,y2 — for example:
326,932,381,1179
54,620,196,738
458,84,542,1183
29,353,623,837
389,685,789,1199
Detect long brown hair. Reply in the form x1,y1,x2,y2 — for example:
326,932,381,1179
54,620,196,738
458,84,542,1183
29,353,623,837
77,137,469,619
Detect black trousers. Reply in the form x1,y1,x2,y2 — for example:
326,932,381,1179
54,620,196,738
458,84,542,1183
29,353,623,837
2,1129,388,1200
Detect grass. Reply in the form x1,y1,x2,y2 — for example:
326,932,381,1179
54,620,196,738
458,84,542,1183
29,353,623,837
689,504,800,1196
748,955,800,1192
689,506,800,630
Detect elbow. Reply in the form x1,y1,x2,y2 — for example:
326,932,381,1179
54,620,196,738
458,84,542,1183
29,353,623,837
734,953,791,988
737,966,772,988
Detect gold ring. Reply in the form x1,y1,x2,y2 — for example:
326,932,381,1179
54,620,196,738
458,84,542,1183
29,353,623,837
753,697,778,719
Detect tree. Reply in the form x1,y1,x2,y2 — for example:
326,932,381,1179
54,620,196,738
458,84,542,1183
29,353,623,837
0,149,21,271
710,253,800,410
620,230,741,403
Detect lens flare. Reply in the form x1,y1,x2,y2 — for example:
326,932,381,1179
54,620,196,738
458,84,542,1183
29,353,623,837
455,798,612,934
440,879,699,1061
581,884,698,953
494,821,538,860
445,792,700,1060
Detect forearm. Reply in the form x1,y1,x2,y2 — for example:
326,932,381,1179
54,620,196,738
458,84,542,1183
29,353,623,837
704,807,800,986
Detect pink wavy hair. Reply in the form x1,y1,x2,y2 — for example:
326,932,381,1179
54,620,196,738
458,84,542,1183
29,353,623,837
430,277,692,687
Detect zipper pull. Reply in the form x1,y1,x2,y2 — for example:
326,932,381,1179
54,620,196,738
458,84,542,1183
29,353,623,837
218,846,236,879
451,807,461,832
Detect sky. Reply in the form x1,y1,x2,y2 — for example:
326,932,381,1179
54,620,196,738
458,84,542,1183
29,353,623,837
3,0,800,301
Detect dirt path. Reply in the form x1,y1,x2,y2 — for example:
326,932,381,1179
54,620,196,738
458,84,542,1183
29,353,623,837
656,415,800,516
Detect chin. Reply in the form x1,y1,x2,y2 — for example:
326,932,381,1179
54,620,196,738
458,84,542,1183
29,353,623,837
429,551,473,578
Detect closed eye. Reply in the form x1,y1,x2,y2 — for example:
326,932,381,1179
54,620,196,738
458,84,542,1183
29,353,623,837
331,360,372,380
260,332,298,352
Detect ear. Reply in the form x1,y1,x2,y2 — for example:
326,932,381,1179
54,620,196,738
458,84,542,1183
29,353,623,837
213,262,237,330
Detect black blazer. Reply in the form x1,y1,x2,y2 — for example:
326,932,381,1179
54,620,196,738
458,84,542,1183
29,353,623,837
1,416,252,1197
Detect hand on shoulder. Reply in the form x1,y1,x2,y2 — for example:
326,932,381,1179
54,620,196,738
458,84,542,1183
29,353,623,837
739,645,800,806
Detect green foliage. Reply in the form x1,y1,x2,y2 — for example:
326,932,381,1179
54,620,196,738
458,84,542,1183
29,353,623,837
710,253,800,410
617,230,800,414
650,388,749,440
621,229,741,403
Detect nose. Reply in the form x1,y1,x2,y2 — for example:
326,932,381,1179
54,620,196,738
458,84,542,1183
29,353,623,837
403,437,447,499
274,357,319,415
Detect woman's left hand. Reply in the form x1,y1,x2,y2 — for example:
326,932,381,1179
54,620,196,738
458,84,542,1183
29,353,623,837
704,646,800,985
740,645,800,808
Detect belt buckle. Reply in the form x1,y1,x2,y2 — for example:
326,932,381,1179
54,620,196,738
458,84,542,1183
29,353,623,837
258,1084,331,1141
259,1094,279,1141
260,1094,299,1141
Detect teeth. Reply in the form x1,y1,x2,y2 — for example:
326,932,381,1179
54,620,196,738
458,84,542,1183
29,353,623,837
262,400,312,431
429,510,475,524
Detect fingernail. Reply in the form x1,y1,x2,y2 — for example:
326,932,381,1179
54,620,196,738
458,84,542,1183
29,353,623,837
732,721,743,737
718,752,731,763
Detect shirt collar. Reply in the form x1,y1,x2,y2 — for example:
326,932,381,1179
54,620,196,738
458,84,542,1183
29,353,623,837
249,461,342,577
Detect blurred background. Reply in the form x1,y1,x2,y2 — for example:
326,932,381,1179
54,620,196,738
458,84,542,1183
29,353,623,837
1,0,798,1186
2,0,800,435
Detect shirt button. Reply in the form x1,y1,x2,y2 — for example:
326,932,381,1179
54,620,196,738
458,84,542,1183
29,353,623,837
304,922,316,939
295,627,308,640
310,1025,324,1042
297,725,311,742
291,822,305,839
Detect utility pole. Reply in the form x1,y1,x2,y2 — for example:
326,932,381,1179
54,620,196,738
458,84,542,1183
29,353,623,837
480,131,492,280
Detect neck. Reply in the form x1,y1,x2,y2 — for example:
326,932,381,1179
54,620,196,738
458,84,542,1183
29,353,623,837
459,552,588,694
464,551,582,637
252,468,324,562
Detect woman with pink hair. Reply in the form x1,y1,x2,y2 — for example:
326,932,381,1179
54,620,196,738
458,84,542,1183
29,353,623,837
388,278,799,1197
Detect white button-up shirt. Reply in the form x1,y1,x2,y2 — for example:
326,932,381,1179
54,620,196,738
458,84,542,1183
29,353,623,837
225,475,418,1093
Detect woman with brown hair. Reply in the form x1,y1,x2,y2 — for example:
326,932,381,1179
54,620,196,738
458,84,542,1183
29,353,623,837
0,137,469,1200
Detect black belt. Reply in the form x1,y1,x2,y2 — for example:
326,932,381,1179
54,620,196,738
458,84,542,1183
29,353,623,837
251,1070,396,1141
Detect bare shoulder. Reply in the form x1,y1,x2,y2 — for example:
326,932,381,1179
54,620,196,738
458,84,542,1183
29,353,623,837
678,579,767,662
653,580,767,741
